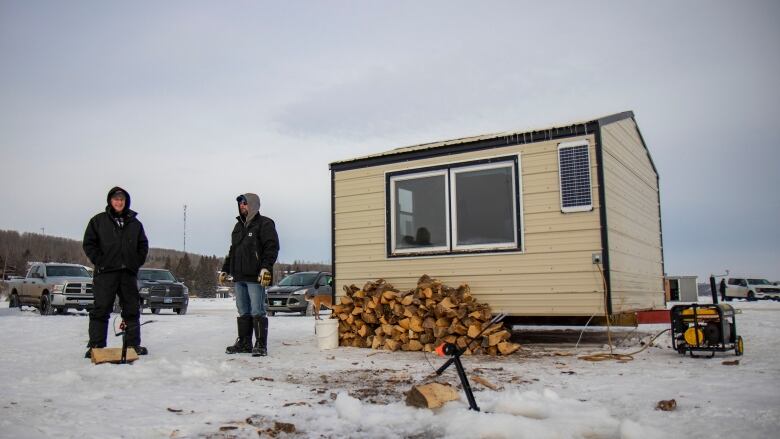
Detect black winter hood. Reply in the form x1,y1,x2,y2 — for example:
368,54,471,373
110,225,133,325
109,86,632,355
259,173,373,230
236,193,261,225
106,186,131,216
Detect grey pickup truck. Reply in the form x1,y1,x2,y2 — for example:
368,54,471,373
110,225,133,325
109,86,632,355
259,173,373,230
6,262,94,314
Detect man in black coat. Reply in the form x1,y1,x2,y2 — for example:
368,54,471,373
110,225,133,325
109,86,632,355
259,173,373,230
220,193,279,356
83,186,149,358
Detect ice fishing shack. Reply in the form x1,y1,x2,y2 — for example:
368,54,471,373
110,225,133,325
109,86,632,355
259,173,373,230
329,111,664,322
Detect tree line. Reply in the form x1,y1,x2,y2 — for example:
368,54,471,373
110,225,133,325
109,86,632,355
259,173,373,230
0,230,331,297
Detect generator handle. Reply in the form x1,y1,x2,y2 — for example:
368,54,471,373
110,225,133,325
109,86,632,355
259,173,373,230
709,275,719,305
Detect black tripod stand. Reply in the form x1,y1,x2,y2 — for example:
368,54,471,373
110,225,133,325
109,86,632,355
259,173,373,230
435,312,507,411
112,316,154,364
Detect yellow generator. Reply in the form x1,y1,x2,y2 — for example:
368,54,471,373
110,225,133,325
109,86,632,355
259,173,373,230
671,304,744,358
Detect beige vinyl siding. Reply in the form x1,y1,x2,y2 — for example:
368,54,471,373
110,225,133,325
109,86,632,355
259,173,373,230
601,119,664,312
334,135,607,316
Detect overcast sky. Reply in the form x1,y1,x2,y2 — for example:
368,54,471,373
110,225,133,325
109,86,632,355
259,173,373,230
1,1,778,281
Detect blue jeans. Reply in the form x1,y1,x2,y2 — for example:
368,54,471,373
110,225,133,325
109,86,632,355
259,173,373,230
234,282,267,317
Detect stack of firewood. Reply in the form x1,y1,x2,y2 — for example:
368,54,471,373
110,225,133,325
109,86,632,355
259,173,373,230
332,275,521,356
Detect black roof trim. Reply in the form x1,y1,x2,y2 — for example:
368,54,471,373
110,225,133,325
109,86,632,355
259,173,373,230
330,112,635,172
595,111,635,127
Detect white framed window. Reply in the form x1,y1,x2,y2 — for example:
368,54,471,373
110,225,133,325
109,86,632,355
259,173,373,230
387,156,521,257
389,170,450,254
558,140,593,212
451,162,518,251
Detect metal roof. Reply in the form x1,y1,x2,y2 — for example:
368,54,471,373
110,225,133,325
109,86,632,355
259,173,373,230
330,111,633,168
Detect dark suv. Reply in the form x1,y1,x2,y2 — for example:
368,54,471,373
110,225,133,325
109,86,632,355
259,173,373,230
266,271,332,316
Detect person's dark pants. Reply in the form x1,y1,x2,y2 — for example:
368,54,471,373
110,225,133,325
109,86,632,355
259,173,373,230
88,270,141,347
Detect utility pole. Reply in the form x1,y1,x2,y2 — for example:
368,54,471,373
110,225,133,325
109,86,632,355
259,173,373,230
2,247,8,279
183,204,187,253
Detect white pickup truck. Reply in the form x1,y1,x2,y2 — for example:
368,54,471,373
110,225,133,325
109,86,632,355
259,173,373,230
7,262,94,314
724,277,780,301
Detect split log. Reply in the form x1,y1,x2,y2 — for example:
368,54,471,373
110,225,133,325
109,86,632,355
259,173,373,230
409,316,424,333
471,375,500,390
497,341,521,355
382,290,397,302
90,348,139,365
467,324,482,339
384,339,400,352
487,330,511,347
402,340,423,351
336,275,517,356
371,335,385,349
435,317,451,328
405,383,460,409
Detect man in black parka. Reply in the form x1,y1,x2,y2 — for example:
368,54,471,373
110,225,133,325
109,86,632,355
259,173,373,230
83,186,149,358
220,193,279,356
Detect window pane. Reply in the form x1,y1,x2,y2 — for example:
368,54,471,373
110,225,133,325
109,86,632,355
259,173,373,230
47,265,90,277
455,166,515,246
394,175,447,250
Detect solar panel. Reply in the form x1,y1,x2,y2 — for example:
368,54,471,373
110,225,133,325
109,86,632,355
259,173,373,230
558,144,592,211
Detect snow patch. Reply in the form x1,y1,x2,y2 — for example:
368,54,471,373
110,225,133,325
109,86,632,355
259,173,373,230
1,298,778,438
179,360,216,378
335,391,363,422
620,419,662,439
48,369,82,384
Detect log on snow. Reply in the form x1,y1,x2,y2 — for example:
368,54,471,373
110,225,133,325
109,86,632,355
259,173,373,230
405,383,460,409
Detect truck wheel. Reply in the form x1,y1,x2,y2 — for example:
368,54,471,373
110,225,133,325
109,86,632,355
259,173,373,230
176,307,187,315
268,311,275,316
40,295,55,315
151,308,160,315
747,291,756,301
735,336,744,356
9,293,20,308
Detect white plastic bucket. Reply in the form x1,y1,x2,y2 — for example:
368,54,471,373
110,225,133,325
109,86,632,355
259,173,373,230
315,318,339,350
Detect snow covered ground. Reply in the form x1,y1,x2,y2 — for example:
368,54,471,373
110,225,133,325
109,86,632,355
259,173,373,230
0,298,778,438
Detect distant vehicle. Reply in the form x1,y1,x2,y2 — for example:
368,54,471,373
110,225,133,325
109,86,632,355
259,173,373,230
214,285,232,298
724,278,780,301
266,271,332,316
114,268,189,315
6,262,94,314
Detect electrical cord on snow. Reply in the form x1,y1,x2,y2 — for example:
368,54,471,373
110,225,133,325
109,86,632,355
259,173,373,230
578,328,670,362
577,264,670,362
112,314,155,336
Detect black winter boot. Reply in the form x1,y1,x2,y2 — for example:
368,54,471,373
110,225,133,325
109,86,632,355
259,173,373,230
130,345,148,355
84,343,105,359
226,316,253,354
252,316,268,357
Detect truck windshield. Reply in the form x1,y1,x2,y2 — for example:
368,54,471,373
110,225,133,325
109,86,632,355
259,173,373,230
278,273,318,287
747,279,770,285
46,266,91,277
138,270,177,282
